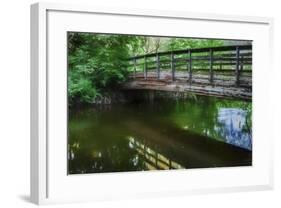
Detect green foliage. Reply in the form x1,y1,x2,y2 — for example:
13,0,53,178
167,38,224,51
166,39,225,71
68,33,226,105
68,32,141,105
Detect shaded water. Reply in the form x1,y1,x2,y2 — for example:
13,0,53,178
68,95,252,174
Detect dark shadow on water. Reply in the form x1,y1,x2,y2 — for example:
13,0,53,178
68,95,252,174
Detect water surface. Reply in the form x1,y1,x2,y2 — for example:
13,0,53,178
68,95,252,174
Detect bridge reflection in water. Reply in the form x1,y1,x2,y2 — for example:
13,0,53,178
128,136,184,170
68,98,252,174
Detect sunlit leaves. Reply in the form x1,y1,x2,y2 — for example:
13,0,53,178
68,32,140,105
167,38,224,51
67,32,226,106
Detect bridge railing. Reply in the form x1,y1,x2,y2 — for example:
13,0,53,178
126,45,252,87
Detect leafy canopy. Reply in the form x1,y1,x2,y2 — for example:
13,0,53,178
68,32,141,105
68,33,225,105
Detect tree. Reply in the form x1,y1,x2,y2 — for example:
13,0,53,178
167,38,224,50
68,32,141,105
68,33,227,106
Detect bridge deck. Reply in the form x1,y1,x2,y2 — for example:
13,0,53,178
124,45,252,100
123,72,252,100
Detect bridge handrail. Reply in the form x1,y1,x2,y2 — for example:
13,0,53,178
127,44,252,60
127,44,252,87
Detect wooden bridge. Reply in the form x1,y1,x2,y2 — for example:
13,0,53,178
124,45,252,100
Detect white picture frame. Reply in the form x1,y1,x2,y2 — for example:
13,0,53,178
30,2,274,205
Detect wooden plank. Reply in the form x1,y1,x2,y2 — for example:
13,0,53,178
130,71,252,88
172,54,252,62
130,61,252,68
132,57,252,65
123,80,252,100
128,44,252,60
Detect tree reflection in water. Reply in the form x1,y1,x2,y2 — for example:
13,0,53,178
68,95,252,174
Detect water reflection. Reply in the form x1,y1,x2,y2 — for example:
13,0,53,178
171,98,252,150
128,136,185,170
217,108,252,150
68,96,252,174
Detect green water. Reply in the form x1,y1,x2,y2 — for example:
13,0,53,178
68,95,252,174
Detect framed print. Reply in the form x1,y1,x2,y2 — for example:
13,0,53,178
30,2,274,205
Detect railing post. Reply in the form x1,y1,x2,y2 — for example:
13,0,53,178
171,52,175,81
144,55,147,80
235,46,240,87
156,53,160,80
133,58,136,79
240,55,244,71
188,50,192,84
209,49,213,84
